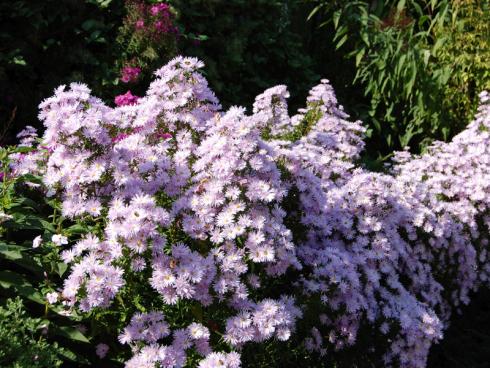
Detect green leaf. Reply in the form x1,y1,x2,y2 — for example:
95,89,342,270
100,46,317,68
19,173,43,184
58,347,91,364
307,4,324,21
397,0,406,13
432,36,446,55
12,146,36,153
360,31,370,47
0,242,24,260
423,49,431,67
40,219,56,233
332,10,341,29
12,55,27,66
336,34,349,50
53,325,90,343
81,19,100,31
66,223,88,236
0,270,44,303
355,48,365,67
56,262,68,277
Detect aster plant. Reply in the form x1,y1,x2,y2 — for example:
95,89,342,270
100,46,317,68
8,56,490,368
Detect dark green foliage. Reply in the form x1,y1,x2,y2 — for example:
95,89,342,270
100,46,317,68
428,289,490,368
0,146,92,366
437,0,490,131
307,0,490,161
0,297,65,368
114,0,179,93
0,0,124,144
174,0,320,110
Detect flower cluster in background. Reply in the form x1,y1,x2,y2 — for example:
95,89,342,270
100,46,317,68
114,1,179,112
120,66,141,84
116,0,179,79
10,57,490,368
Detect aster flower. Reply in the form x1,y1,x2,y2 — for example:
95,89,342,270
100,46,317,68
25,55,490,368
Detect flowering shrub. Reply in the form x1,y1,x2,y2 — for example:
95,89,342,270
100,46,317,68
116,0,178,85
10,56,490,367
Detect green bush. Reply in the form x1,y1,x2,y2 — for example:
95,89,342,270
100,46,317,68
437,0,490,130
174,0,320,110
0,297,65,368
1,145,92,366
307,0,490,161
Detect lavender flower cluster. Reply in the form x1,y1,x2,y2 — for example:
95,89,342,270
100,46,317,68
14,57,490,367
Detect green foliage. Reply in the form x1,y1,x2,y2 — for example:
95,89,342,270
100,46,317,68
0,0,125,144
437,0,490,129
308,0,490,159
428,289,490,368
174,0,320,110
115,0,178,87
0,146,92,366
0,297,64,368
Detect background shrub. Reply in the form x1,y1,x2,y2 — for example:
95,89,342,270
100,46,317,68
307,0,490,163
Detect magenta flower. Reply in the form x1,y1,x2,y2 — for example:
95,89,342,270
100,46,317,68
135,19,145,30
120,66,141,83
114,91,140,106
150,3,169,16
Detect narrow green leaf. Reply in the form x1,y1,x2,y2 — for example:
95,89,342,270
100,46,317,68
332,10,341,29
423,49,430,67
355,48,365,67
0,270,44,303
336,34,349,49
54,325,90,343
397,0,406,13
307,5,323,21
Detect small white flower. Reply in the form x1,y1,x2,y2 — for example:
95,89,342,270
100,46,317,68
46,291,59,304
32,235,43,248
188,322,210,340
0,211,13,223
52,234,68,246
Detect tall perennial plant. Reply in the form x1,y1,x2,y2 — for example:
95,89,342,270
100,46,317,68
10,57,490,367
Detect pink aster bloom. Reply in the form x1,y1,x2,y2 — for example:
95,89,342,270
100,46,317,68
114,90,140,106
135,19,145,29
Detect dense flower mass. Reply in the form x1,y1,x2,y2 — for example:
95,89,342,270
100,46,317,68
16,57,490,367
